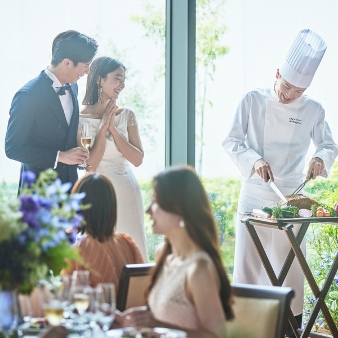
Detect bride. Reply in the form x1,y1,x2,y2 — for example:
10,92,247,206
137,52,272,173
78,56,148,261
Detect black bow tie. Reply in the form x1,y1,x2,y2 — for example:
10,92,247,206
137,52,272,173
57,84,71,96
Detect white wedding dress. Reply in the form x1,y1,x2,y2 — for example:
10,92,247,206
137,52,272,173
79,108,148,261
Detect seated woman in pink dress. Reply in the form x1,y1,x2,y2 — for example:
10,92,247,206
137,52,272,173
65,172,144,290
116,166,234,338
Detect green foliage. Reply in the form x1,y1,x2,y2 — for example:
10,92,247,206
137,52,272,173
202,177,241,276
43,242,79,277
195,0,228,68
302,168,338,332
138,175,241,271
131,3,165,45
131,0,228,69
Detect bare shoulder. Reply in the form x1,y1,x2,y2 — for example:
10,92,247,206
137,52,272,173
116,106,129,115
185,253,221,305
80,105,98,119
187,253,219,285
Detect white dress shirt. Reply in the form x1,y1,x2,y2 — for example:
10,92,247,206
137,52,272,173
44,68,74,168
44,67,73,124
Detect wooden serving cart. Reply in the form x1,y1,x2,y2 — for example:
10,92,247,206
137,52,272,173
240,216,338,338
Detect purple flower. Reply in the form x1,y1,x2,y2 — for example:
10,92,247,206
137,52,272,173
22,171,36,187
20,196,41,230
20,196,39,214
23,213,41,231
335,279,338,286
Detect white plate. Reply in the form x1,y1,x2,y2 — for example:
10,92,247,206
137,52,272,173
154,327,187,337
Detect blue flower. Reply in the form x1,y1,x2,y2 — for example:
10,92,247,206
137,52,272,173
71,214,84,228
20,196,41,230
64,192,86,212
38,198,51,211
314,270,321,276
22,171,36,187
38,209,53,224
335,279,338,286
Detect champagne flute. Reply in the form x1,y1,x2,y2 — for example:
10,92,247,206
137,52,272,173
80,122,92,168
95,283,116,333
72,286,91,316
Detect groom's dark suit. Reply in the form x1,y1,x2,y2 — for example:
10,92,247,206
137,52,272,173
5,71,79,191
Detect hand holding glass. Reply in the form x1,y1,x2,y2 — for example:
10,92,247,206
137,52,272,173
80,122,92,168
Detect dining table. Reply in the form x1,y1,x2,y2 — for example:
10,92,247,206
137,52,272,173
240,215,338,338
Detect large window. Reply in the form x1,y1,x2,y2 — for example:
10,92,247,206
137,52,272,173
0,0,166,260
0,0,165,185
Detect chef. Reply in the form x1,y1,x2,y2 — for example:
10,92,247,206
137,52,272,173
223,29,338,336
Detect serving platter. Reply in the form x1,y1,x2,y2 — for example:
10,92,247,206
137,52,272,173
238,212,338,224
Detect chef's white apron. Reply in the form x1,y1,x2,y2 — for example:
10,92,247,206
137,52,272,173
233,99,306,315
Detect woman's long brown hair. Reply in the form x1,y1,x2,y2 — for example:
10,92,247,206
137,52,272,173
146,166,234,320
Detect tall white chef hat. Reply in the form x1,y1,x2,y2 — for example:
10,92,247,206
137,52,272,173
280,29,327,88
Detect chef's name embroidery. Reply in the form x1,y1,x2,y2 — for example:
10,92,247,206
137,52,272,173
289,118,301,125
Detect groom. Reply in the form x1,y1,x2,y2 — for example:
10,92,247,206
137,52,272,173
5,30,98,193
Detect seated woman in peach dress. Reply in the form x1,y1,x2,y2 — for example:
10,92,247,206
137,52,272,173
115,166,234,338
65,172,144,290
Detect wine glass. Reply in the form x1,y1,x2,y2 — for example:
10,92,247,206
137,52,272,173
39,285,66,327
71,286,91,316
71,270,90,288
95,283,116,333
80,122,92,168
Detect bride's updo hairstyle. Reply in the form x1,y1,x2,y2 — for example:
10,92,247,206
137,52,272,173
147,166,234,320
82,56,126,105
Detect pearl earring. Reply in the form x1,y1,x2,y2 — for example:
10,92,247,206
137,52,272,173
179,219,185,227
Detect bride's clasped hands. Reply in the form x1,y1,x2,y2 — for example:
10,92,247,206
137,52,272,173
98,98,118,133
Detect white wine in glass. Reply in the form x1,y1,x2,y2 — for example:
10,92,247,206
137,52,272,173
73,292,90,315
43,301,65,326
80,122,92,168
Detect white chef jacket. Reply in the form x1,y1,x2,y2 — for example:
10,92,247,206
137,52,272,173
223,86,338,186
222,86,338,315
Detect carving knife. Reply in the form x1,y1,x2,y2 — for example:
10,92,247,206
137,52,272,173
267,173,288,203
270,181,288,203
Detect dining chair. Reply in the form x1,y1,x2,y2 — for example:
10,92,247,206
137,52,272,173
227,283,294,338
116,263,155,311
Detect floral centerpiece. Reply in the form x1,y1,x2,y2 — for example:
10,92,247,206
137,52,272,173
0,169,86,295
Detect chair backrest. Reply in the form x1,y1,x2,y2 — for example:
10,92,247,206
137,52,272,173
116,263,155,311
227,284,294,338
